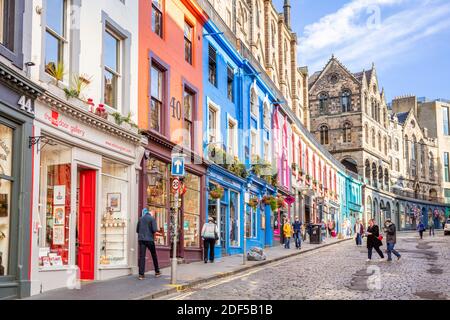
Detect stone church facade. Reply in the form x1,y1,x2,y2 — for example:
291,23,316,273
309,56,448,229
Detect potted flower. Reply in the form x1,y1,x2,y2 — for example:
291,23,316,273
298,169,304,177
209,186,224,199
313,180,318,186
248,197,259,209
291,163,298,171
305,174,311,181
95,104,108,119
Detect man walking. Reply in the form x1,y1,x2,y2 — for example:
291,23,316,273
137,208,161,279
293,217,302,250
354,219,364,246
383,219,401,261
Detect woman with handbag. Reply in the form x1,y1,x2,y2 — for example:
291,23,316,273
366,218,385,262
202,217,219,263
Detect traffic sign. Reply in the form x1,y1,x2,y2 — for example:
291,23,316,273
171,155,185,177
172,178,180,192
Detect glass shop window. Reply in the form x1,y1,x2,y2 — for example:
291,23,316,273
0,124,13,276
229,191,239,247
147,158,169,246
38,142,72,268
183,173,200,248
100,159,129,266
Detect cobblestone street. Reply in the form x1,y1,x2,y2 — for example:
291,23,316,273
166,232,450,300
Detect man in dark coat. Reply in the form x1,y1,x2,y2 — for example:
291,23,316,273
383,219,401,261
292,217,303,249
366,218,385,262
137,208,161,279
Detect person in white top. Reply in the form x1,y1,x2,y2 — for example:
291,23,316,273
201,216,219,263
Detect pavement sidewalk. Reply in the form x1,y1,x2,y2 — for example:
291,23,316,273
28,237,350,300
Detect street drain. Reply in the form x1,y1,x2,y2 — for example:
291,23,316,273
414,291,447,300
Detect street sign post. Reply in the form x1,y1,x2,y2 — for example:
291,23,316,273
170,155,185,285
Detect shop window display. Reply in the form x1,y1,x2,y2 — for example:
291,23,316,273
229,191,239,247
183,174,200,248
0,124,13,275
147,158,169,246
38,143,72,268
100,159,129,266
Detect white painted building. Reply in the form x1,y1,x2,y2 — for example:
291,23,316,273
22,0,144,295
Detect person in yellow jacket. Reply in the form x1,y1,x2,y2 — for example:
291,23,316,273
283,218,293,249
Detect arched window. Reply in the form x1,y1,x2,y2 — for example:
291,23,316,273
395,138,399,151
429,152,435,180
411,136,417,177
372,129,376,147
365,124,369,144
384,168,389,190
371,99,376,119
372,163,377,188
378,165,383,190
378,132,382,151
343,123,352,142
318,92,328,114
364,94,368,114
319,125,329,145
341,90,351,112
365,160,371,184
384,136,387,155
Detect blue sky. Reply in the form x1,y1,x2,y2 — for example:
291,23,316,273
273,0,450,102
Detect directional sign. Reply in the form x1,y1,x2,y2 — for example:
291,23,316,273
172,178,180,192
171,155,185,177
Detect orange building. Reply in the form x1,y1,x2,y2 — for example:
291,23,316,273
138,0,208,268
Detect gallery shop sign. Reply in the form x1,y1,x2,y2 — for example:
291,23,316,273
35,106,134,157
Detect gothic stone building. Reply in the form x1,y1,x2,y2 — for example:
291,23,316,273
308,56,447,229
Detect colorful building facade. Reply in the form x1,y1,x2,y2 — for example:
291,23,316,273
138,0,209,268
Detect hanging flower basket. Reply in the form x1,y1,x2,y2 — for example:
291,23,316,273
262,195,275,205
276,196,286,209
209,186,224,199
248,197,259,209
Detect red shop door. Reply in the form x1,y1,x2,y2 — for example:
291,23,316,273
78,170,96,280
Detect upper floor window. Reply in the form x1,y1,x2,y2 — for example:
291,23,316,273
365,124,369,144
271,23,276,48
152,0,163,38
343,123,351,143
378,132,382,152
0,0,14,51
227,119,237,156
208,105,218,143
395,138,399,151
444,152,449,182
318,92,328,114
255,1,260,27
263,102,270,128
319,125,329,145
364,94,368,114
443,106,449,135
183,87,195,150
227,65,234,102
184,22,192,64
45,0,67,77
104,29,121,109
250,90,258,117
208,45,217,86
250,130,258,159
371,129,376,147
150,63,164,133
341,90,351,112
429,152,435,179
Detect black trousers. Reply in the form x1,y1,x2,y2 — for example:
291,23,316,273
138,240,160,275
368,245,384,259
203,238,215,262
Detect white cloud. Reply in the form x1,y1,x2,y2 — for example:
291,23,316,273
298,0,450,73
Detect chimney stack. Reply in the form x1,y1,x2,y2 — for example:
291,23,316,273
284,0,291,30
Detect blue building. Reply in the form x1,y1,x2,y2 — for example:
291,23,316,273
339,171,364,235
202,20,277,259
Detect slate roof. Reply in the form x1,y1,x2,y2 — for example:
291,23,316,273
396,111,410,125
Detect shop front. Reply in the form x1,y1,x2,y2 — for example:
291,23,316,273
206,164,245,258
141,133,207,269
30,92,143,295
0,62,43,299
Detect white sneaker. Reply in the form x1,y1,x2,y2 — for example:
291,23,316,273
379,258,387,262
366,259,371,262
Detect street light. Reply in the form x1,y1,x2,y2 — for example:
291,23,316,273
147,160,161,187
